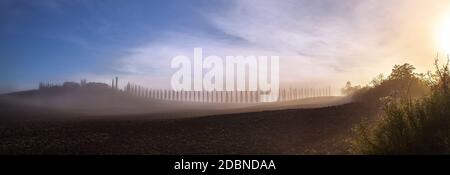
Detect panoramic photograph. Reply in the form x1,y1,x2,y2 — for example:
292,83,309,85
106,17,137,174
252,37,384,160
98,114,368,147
1,0,450,160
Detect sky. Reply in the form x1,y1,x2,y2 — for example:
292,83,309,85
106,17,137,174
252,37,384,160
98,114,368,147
1,0,450,93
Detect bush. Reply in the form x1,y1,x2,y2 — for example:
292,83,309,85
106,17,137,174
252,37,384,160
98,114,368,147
350,63,429,106
351,92,450,154
351,59,450,154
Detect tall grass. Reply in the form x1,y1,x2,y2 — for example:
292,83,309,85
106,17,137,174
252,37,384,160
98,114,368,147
351,58,450,154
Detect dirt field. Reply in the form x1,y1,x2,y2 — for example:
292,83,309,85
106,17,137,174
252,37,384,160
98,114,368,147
0,101,378,155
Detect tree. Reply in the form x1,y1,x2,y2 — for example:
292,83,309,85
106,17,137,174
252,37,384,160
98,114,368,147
388,63,416,80
351,59,450,154
341,81,361,95
370,74,385,87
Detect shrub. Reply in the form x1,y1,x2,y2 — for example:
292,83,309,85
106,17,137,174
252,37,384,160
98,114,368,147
350,63,429,106
351,58,450,154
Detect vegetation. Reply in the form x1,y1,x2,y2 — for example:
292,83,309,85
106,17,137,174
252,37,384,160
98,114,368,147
346,63,430,106
351,58,450,154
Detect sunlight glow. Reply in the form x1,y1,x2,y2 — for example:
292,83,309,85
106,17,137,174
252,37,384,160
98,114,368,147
437,12,450,54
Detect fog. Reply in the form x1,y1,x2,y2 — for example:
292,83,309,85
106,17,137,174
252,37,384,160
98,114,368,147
0,84,348,121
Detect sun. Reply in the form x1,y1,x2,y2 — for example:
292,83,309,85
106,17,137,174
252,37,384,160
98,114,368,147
437,13,450,54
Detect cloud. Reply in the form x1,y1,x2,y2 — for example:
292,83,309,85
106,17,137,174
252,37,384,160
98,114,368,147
110,0,450,89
